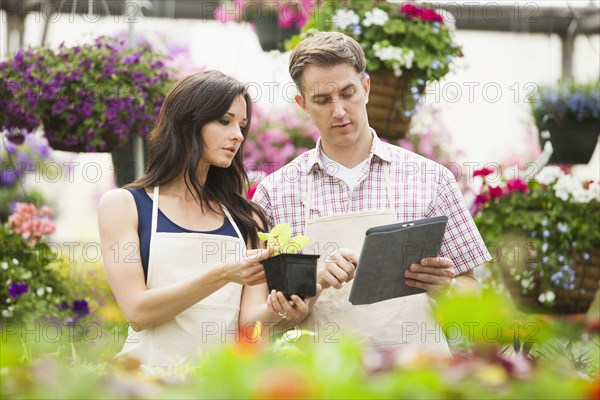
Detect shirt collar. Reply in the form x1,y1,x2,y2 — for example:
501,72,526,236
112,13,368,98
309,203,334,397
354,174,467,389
308,128,392,172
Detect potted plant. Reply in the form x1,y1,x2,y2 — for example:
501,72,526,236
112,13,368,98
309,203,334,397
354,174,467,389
258,223,319,299
472,166,600,314
530,80,600,165
287,0,463,139
214,0,315,51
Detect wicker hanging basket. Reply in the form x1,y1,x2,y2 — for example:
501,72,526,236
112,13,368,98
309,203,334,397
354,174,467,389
497,235,600,314
366,69,424,140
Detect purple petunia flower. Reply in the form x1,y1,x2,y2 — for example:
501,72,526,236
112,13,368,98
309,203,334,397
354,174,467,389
8,283,28,298
72,300,89,317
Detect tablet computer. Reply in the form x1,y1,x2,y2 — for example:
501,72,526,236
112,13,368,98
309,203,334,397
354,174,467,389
349,216,448,305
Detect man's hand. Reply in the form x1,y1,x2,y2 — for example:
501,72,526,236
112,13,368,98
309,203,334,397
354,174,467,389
317,248,359,289
404,256,456,296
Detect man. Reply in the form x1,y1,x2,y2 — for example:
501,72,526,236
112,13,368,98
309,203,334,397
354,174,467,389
253,32,491,354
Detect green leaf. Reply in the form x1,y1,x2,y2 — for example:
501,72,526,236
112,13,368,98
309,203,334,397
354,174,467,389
257,232,272,242
281,235,310,254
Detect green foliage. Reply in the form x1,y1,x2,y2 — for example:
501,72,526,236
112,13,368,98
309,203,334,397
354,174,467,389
1,292,598,399
287,0,463,84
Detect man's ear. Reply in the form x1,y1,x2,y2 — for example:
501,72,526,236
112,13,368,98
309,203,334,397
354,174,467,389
363,73,371,105
295,94,306,111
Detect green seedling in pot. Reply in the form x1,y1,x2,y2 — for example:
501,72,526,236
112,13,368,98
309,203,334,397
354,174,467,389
258,223,309,255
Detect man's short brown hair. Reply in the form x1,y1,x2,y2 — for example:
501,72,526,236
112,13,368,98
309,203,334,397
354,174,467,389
289,32,367,95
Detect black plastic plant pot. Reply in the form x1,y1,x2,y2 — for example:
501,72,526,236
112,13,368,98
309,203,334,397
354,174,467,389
262,254,319,300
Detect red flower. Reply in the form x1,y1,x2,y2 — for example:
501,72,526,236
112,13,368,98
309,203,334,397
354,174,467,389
584,180,596,190
474,194,489,206
506,178,528,193
473,167,495,178
401,4,444,23
489,186,503,199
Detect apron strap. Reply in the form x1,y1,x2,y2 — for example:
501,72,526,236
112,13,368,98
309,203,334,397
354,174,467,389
151,186,160,234
304,170,315,233
222,206,244,242
382,162,396,216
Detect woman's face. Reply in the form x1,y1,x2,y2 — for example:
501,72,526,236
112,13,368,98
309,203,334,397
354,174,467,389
200,95,247,169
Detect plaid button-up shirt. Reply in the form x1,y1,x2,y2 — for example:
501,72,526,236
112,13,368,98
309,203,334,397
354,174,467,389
253,132,491,274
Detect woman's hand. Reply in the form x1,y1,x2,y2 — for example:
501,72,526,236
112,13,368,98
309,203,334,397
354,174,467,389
220,248,273,286
266,284,323,324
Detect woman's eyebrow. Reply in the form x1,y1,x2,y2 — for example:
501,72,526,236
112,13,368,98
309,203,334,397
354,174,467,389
225,112,248,121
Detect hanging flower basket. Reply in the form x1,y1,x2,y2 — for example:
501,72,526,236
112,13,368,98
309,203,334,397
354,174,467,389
473,166,600,314
367,70,425,139
496,234,600,314
287,1,463,140
531,81,600,165
0,36,173,153
538,116,599,165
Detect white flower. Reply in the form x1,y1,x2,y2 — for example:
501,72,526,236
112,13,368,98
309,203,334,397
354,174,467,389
520,277,534,290
373,44,414,76
46,286,53,293
535,166,563,185
373,43,396,61
363,8,389,27
554,174,580,201
36,288,45,296
12,258,19,265
572,187,594,203
1,309,13,318
538,291,556,303
333,9,359,30
21,271,32,280
1,262,7,270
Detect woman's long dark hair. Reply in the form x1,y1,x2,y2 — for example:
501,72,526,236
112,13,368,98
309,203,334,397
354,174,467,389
128,71,267,248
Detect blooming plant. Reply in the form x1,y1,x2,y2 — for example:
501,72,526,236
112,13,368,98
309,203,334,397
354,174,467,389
243,105,319,175
530,80,600,124
0,36,173,152
258,223,309,254
0,203,89,322
0,132,55,220
288,0,462,81
214,0,315,30
472,166,600,309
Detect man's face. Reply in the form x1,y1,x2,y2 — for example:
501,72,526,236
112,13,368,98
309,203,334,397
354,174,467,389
295,63,371,152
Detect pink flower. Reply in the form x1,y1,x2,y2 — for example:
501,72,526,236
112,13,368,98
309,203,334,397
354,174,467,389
473,167,494,178
246,182,259,200
40,205,54,217
506,178,528,193
489,186,503,199
7,203,56,245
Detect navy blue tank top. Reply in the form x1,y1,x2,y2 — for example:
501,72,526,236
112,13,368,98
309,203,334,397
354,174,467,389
127,188,247,281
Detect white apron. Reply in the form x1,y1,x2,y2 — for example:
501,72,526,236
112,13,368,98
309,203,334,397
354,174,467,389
120,186,245,367
300,163,451,355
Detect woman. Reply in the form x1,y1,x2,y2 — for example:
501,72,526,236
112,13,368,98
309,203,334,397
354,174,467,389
98,71,314,368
